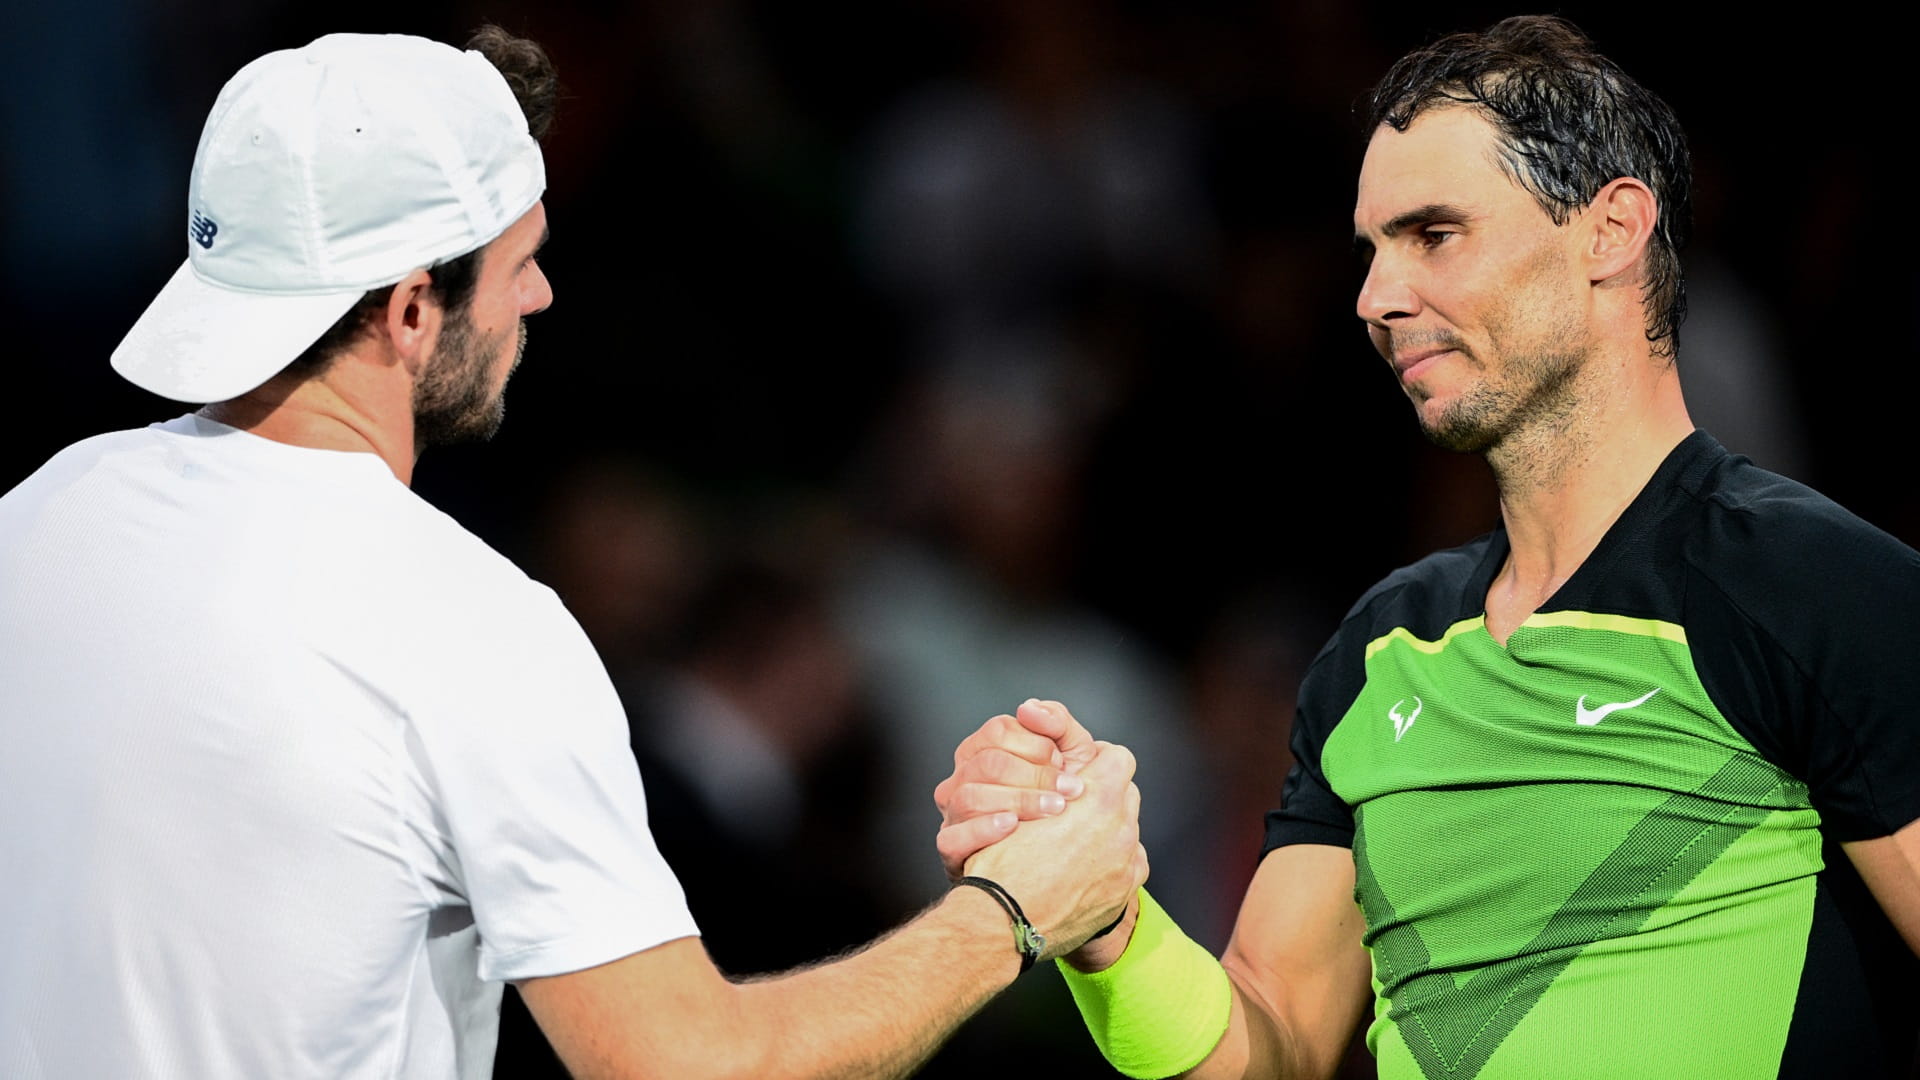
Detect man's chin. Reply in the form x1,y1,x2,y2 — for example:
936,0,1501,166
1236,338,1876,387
459,399,507,445
1416,402,1498,454
416,396,506,450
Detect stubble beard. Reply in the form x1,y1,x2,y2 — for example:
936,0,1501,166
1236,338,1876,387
414,310,525,449
1411,253,1588,460
1418,340,1583,456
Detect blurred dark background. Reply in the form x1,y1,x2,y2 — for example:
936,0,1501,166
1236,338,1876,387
5,2,1908,1076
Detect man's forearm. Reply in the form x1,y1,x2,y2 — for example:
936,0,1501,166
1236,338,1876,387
524,887,1027,1080
732,884,1024,1079
525,735,1146,1079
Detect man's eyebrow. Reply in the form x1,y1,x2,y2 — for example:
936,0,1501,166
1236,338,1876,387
1361,202,1475,244
1354,202,1475,262
525,225,550,262
1359,199,1474,244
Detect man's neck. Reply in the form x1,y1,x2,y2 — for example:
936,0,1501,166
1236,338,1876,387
198,362,420,486
1481,352,1693,644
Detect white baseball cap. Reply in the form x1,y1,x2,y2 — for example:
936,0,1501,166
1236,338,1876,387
111,33,546,403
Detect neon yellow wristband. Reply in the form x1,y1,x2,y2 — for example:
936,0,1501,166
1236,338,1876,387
1057,888,1232,1079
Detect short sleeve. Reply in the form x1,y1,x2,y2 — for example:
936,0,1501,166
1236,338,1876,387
410,584,700,982
1264,638,1360,853
1264,759,1353,851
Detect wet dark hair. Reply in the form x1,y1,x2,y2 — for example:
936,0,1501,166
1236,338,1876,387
281,25,558,381
1368,15,1691,358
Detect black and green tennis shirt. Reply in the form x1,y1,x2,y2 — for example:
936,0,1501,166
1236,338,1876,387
1266,432,1920,1079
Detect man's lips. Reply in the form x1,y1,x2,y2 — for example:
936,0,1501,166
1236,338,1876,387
1394,347,1456,381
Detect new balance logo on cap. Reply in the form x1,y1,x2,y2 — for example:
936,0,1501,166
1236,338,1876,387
189,210,219,250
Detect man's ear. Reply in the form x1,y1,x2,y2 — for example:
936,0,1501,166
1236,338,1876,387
1586,176,1658,286
382,268,442,375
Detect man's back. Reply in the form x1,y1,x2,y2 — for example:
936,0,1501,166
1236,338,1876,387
0,416,694,1078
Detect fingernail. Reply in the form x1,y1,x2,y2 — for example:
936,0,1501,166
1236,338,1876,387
994,812,1016,831
1039,793,1066,814
1022,697,1042,711
1056,773,1085,798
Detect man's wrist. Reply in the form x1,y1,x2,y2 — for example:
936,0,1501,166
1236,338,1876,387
1065,893,1138,973
953,876,1045,973
939,879,1030,982
1057,888,1232,1079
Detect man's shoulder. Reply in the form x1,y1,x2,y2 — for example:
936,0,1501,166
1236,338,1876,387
1336,531,1503,644
1682,449,1873,540
1297,530,1501,696
17,417,559,624
380,492,532,586
1,424,167,503
1677,449,1919,604
314,480,566,644
1666,448,1919,688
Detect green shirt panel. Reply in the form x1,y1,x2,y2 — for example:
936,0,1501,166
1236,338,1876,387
1326,614,1822,1080
1369,811,1820,1079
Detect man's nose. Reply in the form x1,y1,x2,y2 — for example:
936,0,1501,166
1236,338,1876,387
523,261,554,316
1356,255,1420,328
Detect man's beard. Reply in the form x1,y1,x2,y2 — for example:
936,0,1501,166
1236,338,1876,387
413,309,524,449
1413,245,1588,456
1418,345,1581,454
1405,314,1584,456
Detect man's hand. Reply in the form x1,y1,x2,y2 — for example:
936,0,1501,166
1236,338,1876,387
960,739,1149,959
934,699,1097,880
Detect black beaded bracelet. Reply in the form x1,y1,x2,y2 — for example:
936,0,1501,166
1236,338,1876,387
956,876,1045,973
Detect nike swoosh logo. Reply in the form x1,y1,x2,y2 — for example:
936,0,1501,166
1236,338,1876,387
1575,687,1660,727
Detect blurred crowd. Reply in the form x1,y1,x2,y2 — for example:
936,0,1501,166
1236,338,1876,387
4,1,1906,1076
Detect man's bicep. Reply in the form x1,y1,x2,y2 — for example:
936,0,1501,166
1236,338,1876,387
1207,844,1372,1080
1842,816,1920,956
518,936,748,1080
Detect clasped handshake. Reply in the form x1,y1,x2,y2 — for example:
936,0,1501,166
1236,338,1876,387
933,698,1149,970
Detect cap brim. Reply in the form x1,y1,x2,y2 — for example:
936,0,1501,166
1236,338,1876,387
111,261,366,403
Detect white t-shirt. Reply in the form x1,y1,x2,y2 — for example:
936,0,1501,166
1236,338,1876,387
0,416,698,1079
